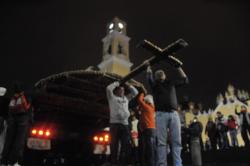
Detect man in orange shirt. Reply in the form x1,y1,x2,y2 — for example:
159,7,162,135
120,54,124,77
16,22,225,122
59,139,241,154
138,91,156,166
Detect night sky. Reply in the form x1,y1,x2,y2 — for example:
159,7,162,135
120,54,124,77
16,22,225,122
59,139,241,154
1,0,250,109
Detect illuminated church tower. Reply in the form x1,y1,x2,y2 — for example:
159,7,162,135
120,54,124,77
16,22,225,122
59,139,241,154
98,17,133,76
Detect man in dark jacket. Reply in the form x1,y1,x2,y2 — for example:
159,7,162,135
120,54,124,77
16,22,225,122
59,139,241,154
146,64,188,166
205,116,217,151
215,112,229,149
189,117,203,166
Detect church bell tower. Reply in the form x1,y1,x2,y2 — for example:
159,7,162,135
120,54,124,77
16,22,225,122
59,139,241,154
98,17,133,76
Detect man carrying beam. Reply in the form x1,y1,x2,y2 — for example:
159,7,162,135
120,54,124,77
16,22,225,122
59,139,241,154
146,61,188,166
130,39,188,166
118,39,188,166
106,81,139,166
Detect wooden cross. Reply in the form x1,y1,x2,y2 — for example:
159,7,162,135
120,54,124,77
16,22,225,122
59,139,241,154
120,39,188,84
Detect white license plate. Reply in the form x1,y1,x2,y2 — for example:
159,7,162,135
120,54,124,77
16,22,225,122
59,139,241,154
93,144,110,155
27,137,51,150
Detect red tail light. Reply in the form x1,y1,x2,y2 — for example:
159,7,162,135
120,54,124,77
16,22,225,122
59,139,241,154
104,134,109,142
93,136,98,142
99,137,104,142
45,131,51,137
31,128,52,138
93,132,110,144
38,130,44,136
31,129,37,135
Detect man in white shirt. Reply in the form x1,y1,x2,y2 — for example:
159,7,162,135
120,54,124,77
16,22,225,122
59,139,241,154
106,81,138,165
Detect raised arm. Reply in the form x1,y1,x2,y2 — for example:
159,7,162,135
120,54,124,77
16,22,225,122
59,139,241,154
173,67,189,86
137,93,154,111
106,81,120,100
126,84,138,101
20,94,31,110
146,65,155,88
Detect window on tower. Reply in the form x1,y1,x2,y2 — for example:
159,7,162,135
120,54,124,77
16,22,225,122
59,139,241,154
109,23,114,30
108,45,112,54
118,23,124,29
118,22,123,33
118,44,123,54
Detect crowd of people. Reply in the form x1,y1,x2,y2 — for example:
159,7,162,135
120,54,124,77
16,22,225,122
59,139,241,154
0,65,249,166
106,62,189,166
203,105,250,150
106,61,250,166
178,104,250,153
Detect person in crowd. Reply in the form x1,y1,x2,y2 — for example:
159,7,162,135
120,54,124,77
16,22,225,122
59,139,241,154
227,115,238,147
215,112,229,149
177,106,189,153
145,61,188,166
106,81,138,165
197,103,205,115
188,117,203,166
235,105,250,147
129,110,139,165
137,89,156,166
135,106,144,166
205,116,217,151
0,87,9,158
188,102,196,115
1,83,33,166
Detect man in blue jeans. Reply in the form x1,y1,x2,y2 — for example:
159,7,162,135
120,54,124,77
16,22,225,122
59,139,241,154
146,63,188,166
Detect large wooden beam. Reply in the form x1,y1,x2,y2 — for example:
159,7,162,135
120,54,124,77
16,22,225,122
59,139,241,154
120,39,188,84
